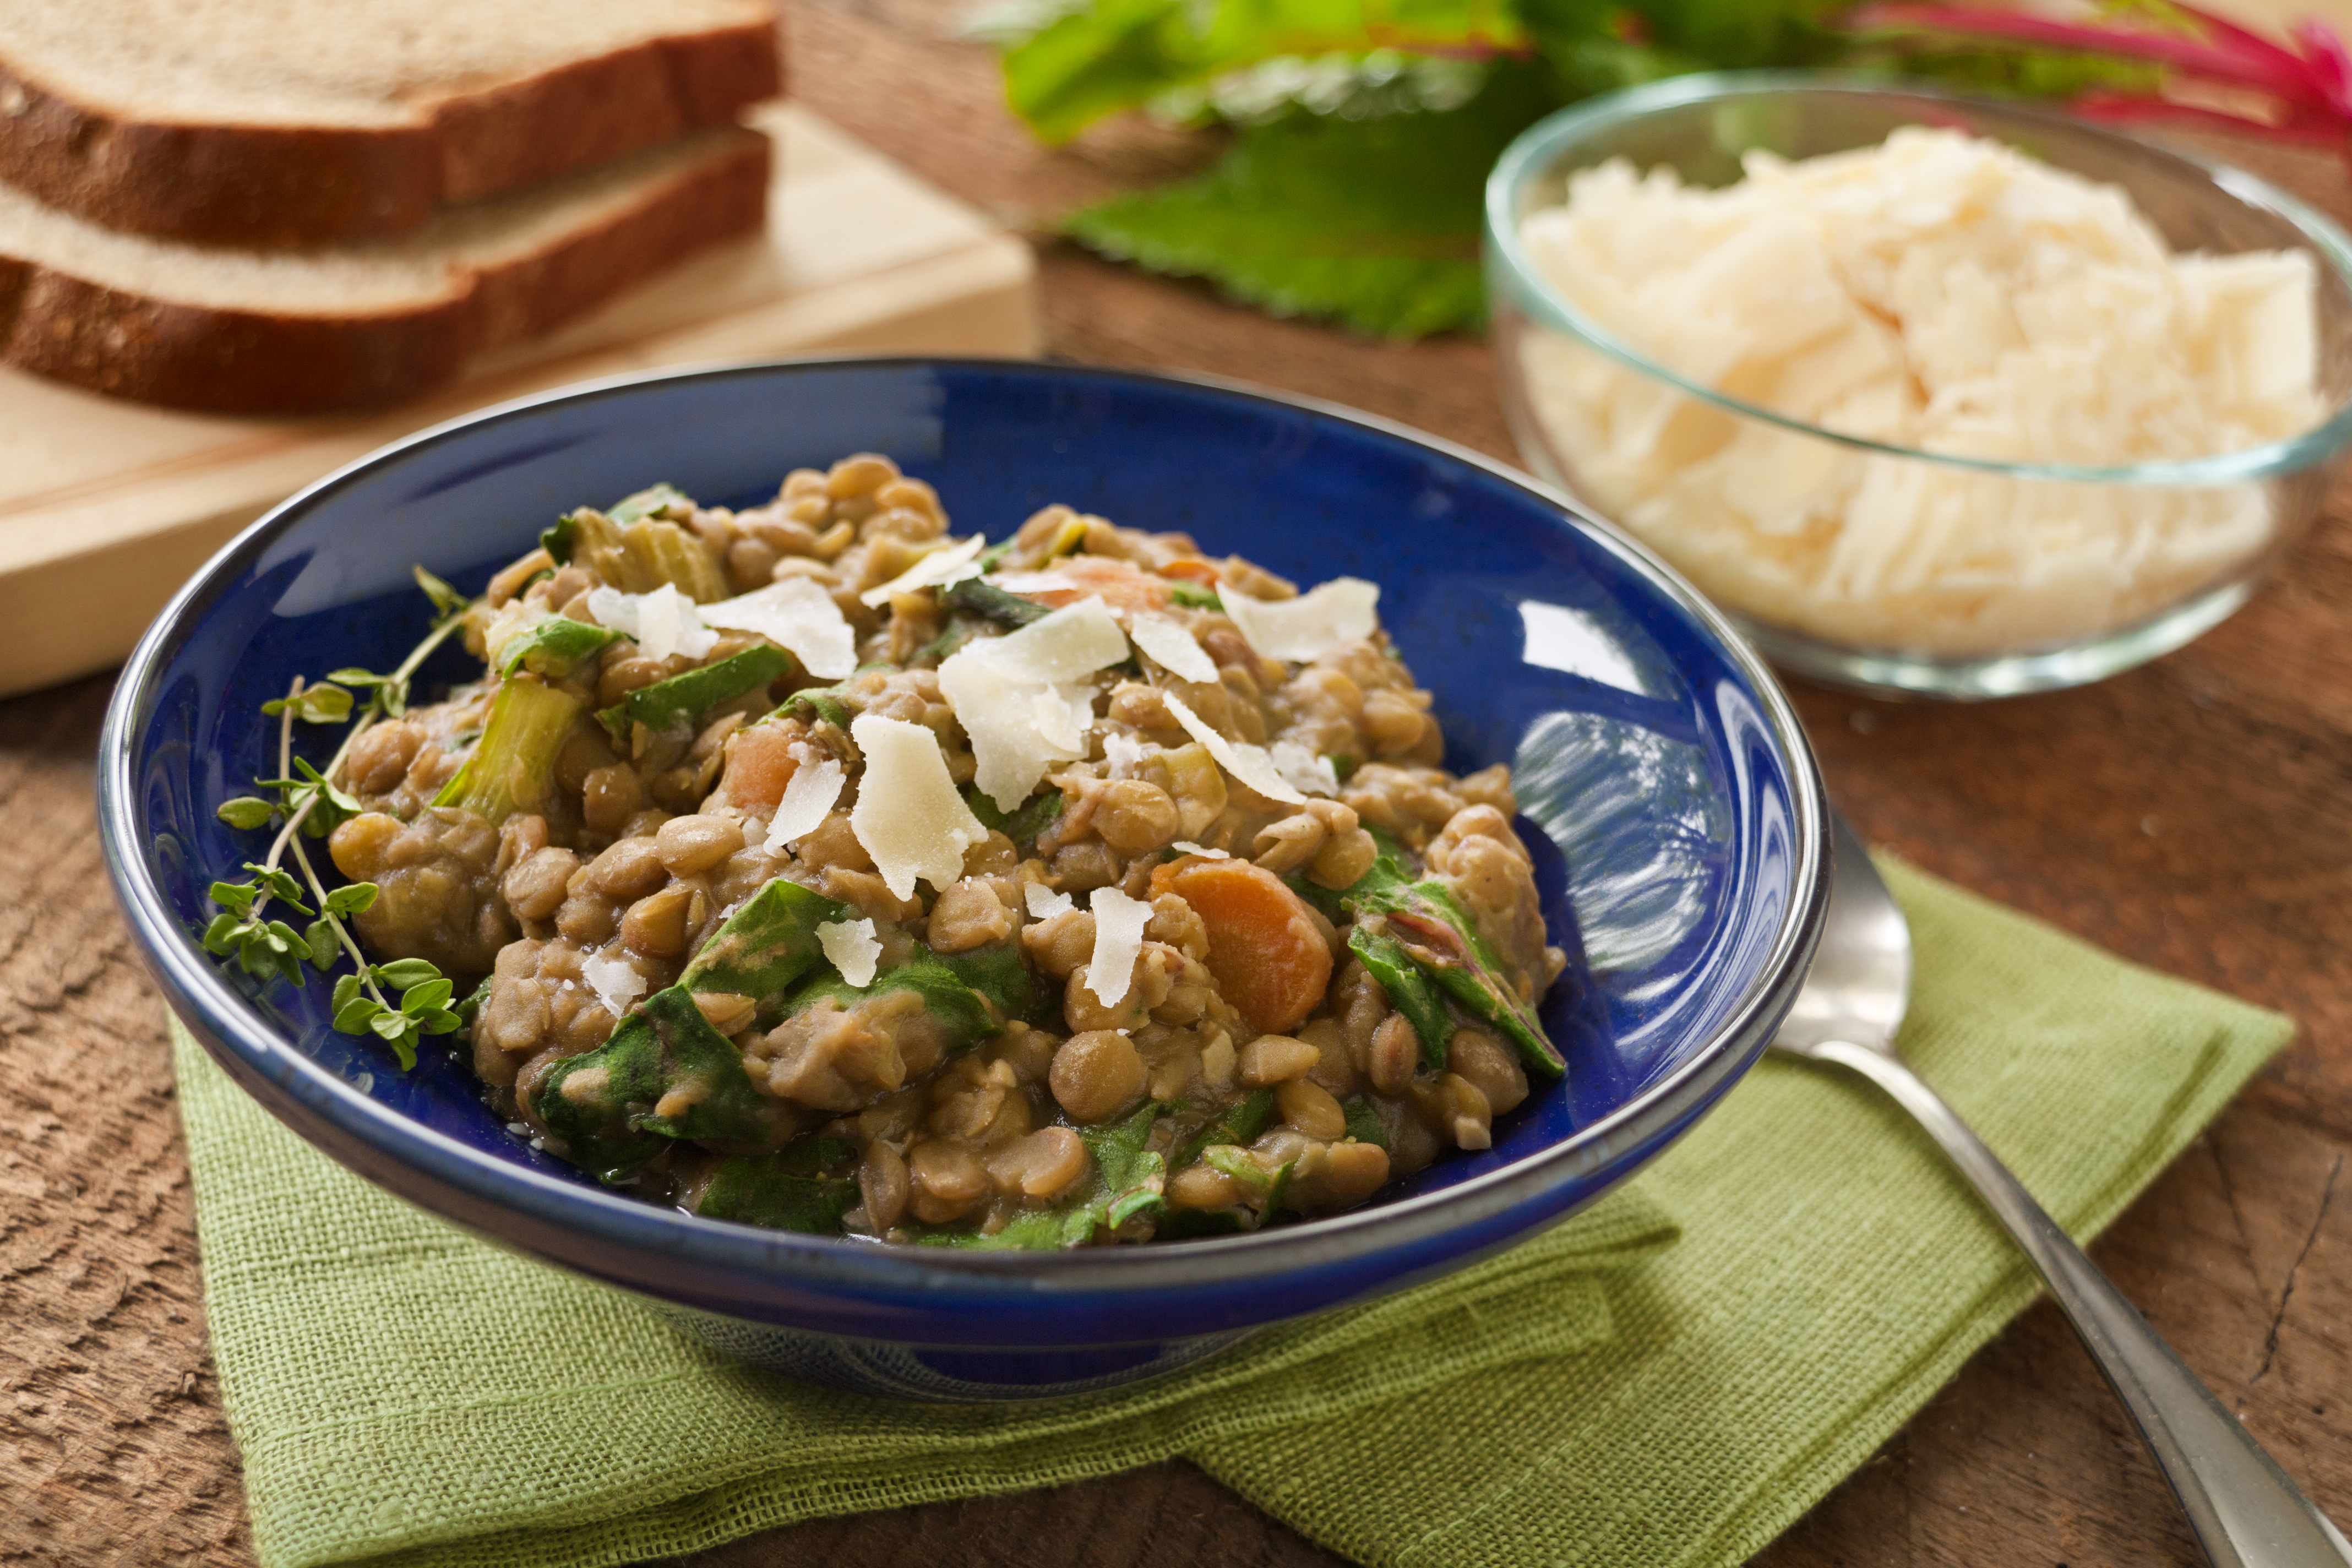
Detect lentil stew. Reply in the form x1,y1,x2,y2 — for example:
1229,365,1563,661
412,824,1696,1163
200,456,1572,1247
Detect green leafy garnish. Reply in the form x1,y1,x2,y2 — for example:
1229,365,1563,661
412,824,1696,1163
1345,922,1453,1068
597,645,793,742
963,786,1066,845
261,683,353,724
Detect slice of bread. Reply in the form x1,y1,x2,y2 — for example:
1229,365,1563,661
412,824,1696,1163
0,124,770,412
0,0,779,248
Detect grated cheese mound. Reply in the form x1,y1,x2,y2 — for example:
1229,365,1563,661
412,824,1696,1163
939,597,1129,814
1161,690,1308,806
1171,840,1228,859
1517,127,2323,656
763,743,844,853
580,953,647,1018
847,714,990,900
587,583,719,663
1085,886,1152,1008
858,535,988,607
816,917,883,988
1127,612,1221,682
1219,578,1380,662
700,579,858,679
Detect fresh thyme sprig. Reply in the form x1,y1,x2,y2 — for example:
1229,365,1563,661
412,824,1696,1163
203,567,476,1069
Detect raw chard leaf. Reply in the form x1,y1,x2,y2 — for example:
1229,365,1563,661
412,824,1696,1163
1061,63,1551,337
535,986,779,1180
597,645,793,742
680,877,854,1003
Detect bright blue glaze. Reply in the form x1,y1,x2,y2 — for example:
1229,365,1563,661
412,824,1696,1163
100,360,1828,1401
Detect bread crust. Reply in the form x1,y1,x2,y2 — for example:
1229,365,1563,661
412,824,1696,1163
0,130,771,413
0,19,781,249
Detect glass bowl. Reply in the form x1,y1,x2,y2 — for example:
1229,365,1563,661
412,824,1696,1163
1484,72,2352,698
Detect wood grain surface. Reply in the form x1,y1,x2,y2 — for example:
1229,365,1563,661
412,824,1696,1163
7,1,2351,1564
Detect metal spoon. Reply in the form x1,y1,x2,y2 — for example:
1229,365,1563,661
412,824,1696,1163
1773,812,2352,1568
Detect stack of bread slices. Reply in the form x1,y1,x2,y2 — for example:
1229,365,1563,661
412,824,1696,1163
0,0,781,412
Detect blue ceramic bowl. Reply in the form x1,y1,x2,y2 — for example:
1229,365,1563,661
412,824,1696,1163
100,358,1828,1401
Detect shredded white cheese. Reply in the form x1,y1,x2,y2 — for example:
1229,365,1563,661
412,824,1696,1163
1024,883,1074,918
1270,739,1340,797
1127,612,1221,682
580,953,647,1018
700,578,858,678
1159,690,1308,807
816,917,883,988
1171,841,1228,859
586,583,720,663
938,597,1129,814
1085,886,1152,1008
847,714,989,900
1099,731,1149,778
1516,127,2322,656
858,535,987,607
1218,578,1381,663
763,743,845,853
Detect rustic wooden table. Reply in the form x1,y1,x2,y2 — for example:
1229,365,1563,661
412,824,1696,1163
8,3,2351,1563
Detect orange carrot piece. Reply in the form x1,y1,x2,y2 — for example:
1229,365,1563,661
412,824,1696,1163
1152,856,1333,1036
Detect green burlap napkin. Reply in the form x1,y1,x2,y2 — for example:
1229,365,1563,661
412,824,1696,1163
173,858,2293,1568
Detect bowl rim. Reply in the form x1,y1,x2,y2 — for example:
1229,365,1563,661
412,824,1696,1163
100,354,1829,1306
1483,68,2352,487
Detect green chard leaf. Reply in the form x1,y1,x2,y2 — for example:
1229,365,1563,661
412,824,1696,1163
1341,1093,1391,1150
1061,63,1552,339
963,786,1066,846
535,985,781,1181
940,577,1052,628
1175,1086,1275,1169
679,877,854,1003
921,1102,1170,1249
1164,581,1220,610
689,1139,864,1233
1346,921,1453,1068
540,513,581,566
496,616,624,679
597,645,793,743
781,959,1002,1055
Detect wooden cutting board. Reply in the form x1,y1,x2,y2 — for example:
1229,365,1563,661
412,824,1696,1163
0,103,1041,698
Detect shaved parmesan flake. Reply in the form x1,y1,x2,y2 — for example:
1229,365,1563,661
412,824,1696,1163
1171,841,1228,859
1159,691,1307,806
764,744,845,853
1219,579,1379,663
817,918,883,988
1085,887,1152,1008
1025,883,1074,918
702,579,858,678
1128,612,1219,682
1270,740,1340,797
938,597,1130,814
847,714,989,900
1517,127,2322,656
587,584,719,663
983,597,1128,683
581,953,647,1017
858,534,987,607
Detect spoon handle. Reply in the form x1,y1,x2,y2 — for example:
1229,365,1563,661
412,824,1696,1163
1812,1039,2352,1568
